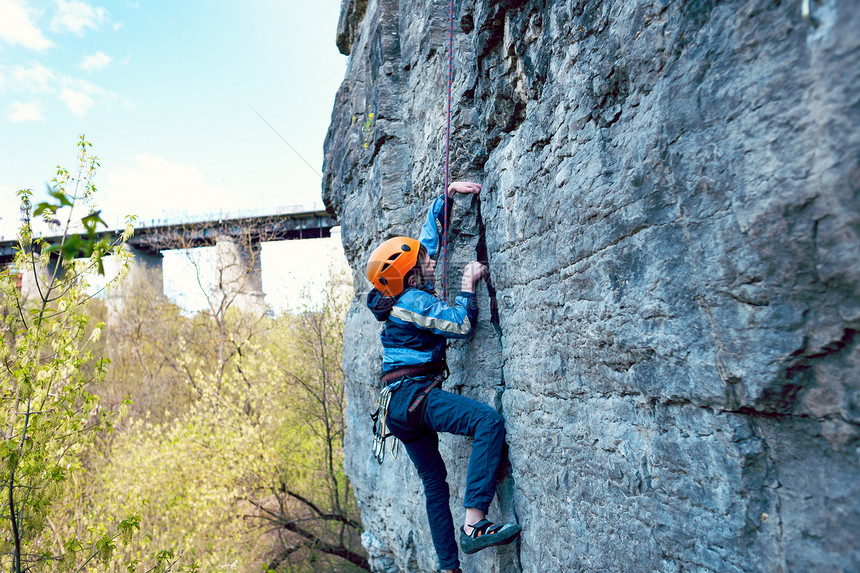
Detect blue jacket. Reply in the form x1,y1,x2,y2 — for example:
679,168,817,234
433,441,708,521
367,194,478,372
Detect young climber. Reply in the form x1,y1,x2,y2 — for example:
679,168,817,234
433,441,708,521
366,181,521,573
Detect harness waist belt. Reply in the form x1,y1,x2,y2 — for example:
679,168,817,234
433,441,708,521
380,362,446,384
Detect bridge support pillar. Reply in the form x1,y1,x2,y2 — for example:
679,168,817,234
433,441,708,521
215,234,266,315
128,246,164,285
18,254,64,302
106,245,164,320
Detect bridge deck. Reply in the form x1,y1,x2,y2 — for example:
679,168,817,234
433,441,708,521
0,208,337,265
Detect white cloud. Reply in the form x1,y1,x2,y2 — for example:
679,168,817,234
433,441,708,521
80,50,111,72
8,101,44,122
0,185,22,238
101,155,246,224
56,78,112,116
0,63,117,119
0,0,53,50
50,0,108,36
10,62,55,93
58,87,93,116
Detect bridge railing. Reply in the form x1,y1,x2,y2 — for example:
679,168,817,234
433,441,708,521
121,202,327,231
0,204,336,265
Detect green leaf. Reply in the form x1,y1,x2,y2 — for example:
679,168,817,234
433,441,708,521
118,514,141,544
96,534,116,564
63,536,83,554
32,202,56,218
81,210,107,236
49,188,74,207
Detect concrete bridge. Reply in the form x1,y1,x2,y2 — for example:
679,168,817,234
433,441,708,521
1,205,338,313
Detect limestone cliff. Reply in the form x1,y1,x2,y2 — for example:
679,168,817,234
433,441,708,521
322,1,860,571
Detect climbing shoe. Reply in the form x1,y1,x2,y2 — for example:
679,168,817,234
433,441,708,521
459,519,521,555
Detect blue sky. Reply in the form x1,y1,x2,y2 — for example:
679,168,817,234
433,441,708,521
0,0,349,310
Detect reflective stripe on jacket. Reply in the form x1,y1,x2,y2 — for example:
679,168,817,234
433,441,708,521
367,193,477,372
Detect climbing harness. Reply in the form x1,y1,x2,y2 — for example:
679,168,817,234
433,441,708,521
441,0,454,301
371,383,399,464
370,363,449,464
407,376,444,414
380,361,447,384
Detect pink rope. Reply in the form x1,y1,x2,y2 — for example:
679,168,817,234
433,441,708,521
442,0,454,301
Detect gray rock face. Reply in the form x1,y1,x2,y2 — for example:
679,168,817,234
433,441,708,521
322,0,860,571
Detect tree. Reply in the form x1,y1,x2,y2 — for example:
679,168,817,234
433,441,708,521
0,137,189,573
249,269,367,572
67,215,365,572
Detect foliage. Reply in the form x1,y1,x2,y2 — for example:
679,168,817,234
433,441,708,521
358,107,374,150
0,138,163,572
249,271,364,572
91,274,196,422
70,257,365,571
0,137,364,572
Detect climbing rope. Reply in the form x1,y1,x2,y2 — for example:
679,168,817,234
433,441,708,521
442,0,454,301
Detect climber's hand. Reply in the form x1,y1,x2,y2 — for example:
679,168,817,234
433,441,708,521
447,181,482,197
461,262,488,293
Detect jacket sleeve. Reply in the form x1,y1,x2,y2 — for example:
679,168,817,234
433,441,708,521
390,290,478,339
367,288,397,321
417,193,454,259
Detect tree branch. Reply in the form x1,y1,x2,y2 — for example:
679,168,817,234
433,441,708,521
275,519,370,571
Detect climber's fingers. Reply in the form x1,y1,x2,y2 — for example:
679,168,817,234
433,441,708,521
463,262,488,285
447,181,482,196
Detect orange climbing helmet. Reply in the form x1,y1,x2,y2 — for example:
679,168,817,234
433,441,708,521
366,236,421,297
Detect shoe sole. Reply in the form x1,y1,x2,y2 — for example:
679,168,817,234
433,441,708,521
460,524,522,555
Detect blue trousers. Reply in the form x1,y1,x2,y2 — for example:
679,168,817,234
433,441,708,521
385,376,506,570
